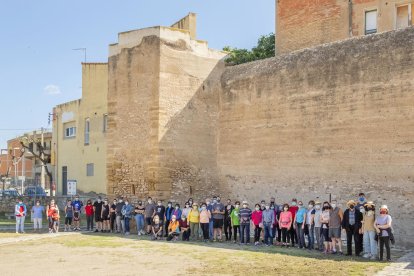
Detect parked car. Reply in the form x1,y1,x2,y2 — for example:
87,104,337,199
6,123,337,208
24,186,47,197
0,189,21,197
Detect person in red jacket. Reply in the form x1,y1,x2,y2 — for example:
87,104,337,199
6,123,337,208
288,198,299,246
252,203,263,246
85,200,94,232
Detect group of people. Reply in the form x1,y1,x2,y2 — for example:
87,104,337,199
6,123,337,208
15,192,394,262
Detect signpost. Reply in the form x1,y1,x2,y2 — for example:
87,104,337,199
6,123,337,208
67,180,77,196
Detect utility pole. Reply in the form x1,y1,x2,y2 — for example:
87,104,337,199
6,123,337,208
72,48,87,63
41,128,45,190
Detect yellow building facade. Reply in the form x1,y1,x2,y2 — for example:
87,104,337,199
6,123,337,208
52,63,108,195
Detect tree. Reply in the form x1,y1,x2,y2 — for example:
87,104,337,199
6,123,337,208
223,33,275,66
19,135,53,190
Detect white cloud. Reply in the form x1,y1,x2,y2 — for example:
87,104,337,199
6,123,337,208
44,84,61,95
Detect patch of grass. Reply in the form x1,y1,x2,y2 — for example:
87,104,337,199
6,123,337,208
55,235,125,248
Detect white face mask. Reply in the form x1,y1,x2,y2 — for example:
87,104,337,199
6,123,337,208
331,204,337,209
168,204,172,207
36,203,40,206
284,207,289,211
235,205,240,208
243,204,247,208
97,199,101,203
18,202,22,204
265,206,270,210
315,205,321,210
255,207,260,211
308,205,314,209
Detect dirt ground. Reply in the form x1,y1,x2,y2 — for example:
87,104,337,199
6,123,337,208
0,232,390,276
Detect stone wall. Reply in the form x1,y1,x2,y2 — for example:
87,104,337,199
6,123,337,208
106,27,226,203
219,27,414,247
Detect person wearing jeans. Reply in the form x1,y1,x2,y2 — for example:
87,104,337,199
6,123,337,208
121,200,133,235
362,202,377,260
305,200,316,250
15,199,27,234
313,202,323,251
375,205,392,261
134,201,145,235
262,203,275,246
294,201,306,249
239,202,252,244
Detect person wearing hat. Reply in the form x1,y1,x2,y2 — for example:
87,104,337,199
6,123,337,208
375,205,393,261
362,201,377,259
342,200,363,256
187,202,200,241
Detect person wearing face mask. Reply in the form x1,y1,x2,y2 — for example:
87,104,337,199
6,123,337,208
31,200,44,233
110,199,117,233
164,202,174,237
356,193,367,254
342,200,363,256
115,197,125,234
224,199,234,241
121,199,133,235
320,202,331,254
134,201,146,236
230,201,241,243
375,205,393,261
144,197,155,234
252,203,263,246
288,198,299,247
64,199,74,232
180,215,190,241
15,198,27,234
182,202,191,218
269,198,280,244
199,203,212,242
239,201,252,245
46,199,57,233
188,198,194,207
151,215,163,240
93,196,104,233
85,199,94,232
71,195,83,214
187,202,200,241
305,200,316,250
362,202,377,260
172,204,182,222
212,196,225,242
328,200,344,255
167,215,180,241
210,196,217,239
101,199,110,233
313,201,323,251
262,203,275,246
294,201,307,249
279,203,293,247
155,200,166,235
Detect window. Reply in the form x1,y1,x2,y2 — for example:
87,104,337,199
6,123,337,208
396,4,413,29
84,118,90,145
103,114,108,133
65,127,76,138
365,10,378,35
86,163,94,176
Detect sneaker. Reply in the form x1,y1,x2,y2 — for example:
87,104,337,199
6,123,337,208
370,255,377,260
138,232,141,236
362,253,370,259
94,229,99,233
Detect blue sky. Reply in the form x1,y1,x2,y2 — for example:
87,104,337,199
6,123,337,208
0,0,275,149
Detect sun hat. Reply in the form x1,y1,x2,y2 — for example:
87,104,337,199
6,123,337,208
347,200,357,206
364,201,375,207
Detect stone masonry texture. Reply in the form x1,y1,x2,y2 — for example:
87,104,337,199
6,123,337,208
107,26,414,247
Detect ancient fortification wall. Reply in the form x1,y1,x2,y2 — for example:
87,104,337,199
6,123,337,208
107,25,414,246
219,27,414,246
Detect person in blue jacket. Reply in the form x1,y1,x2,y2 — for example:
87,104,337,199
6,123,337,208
164,202,174,237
